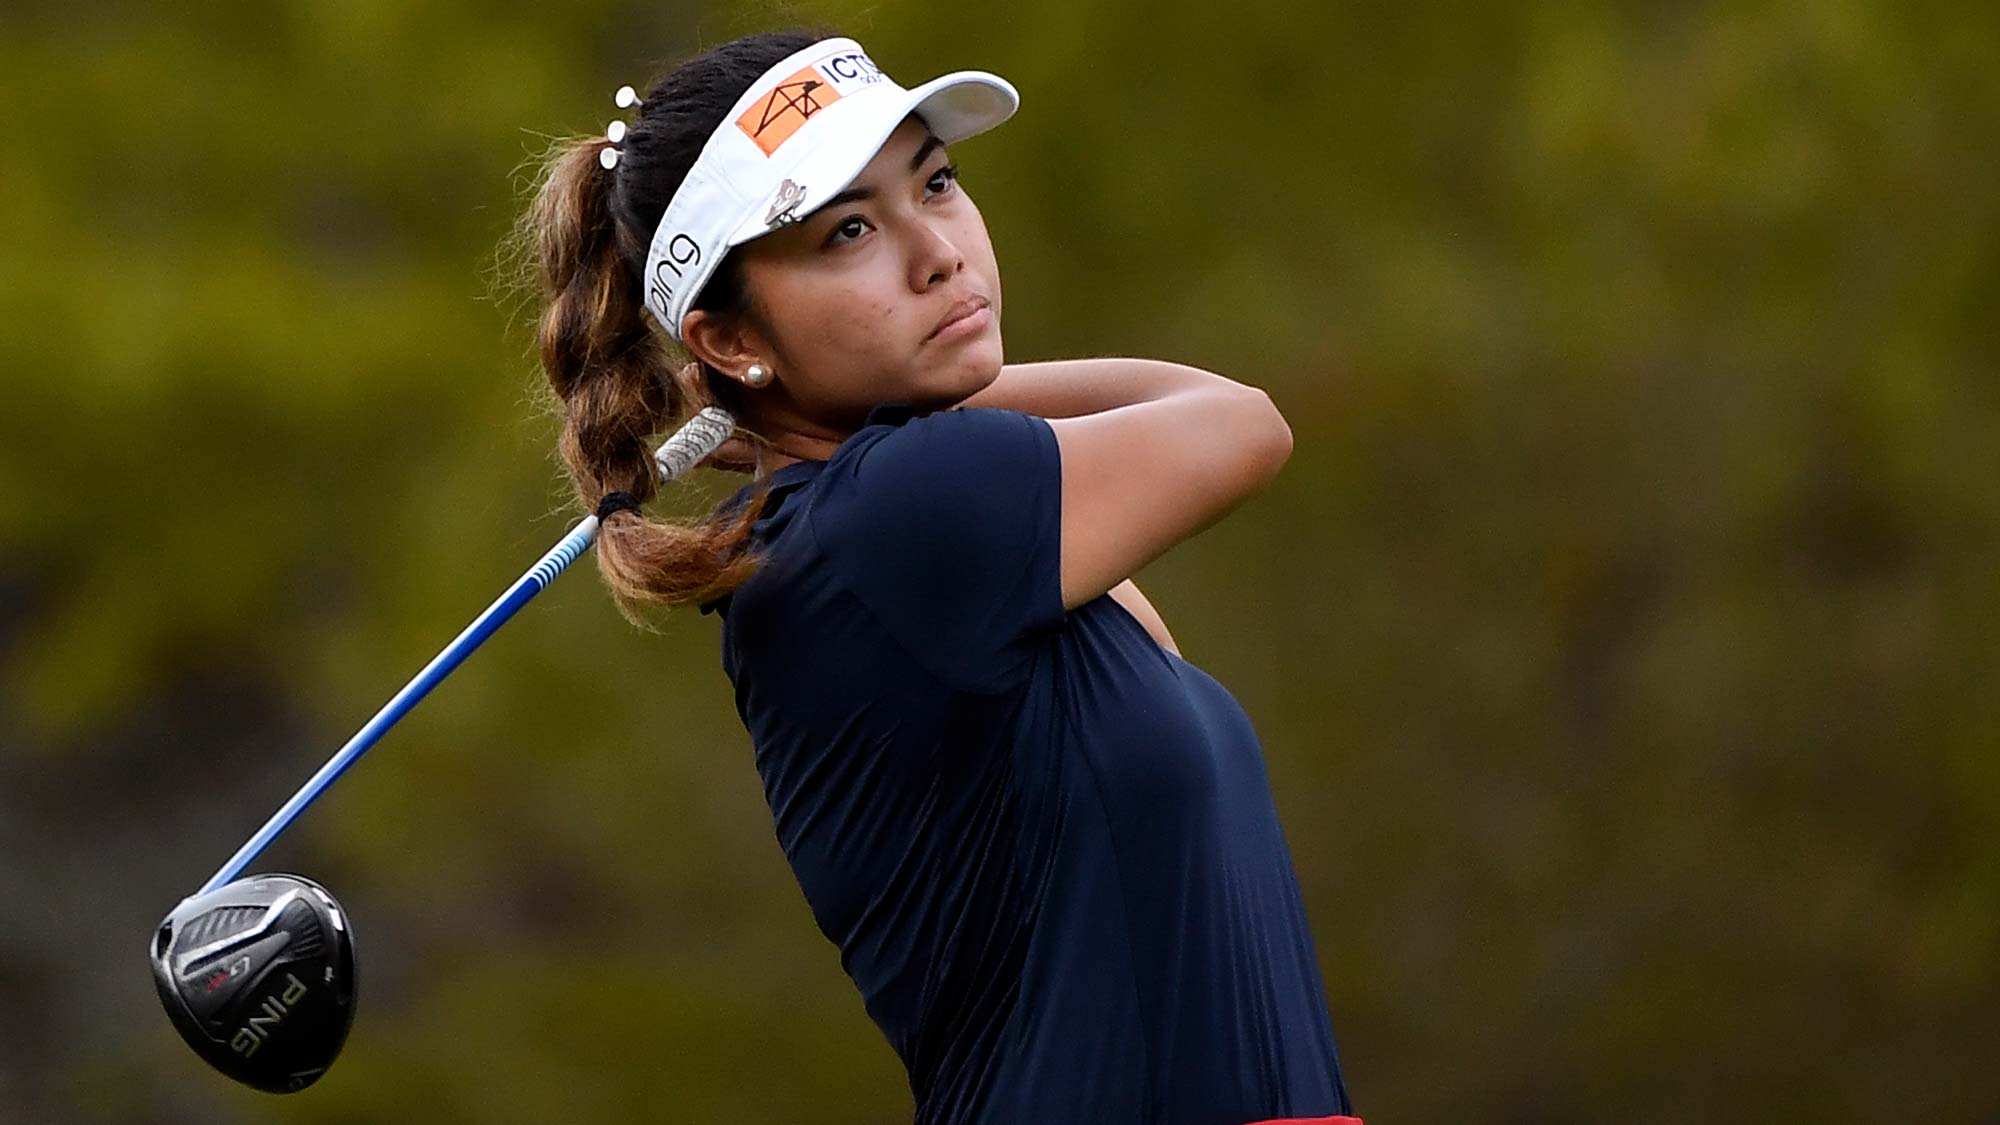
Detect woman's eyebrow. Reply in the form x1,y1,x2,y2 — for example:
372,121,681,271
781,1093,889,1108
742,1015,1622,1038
907,133,945,171
816,134,949,212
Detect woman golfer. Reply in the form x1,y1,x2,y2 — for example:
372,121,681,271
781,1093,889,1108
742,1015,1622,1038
520,29,1361,1125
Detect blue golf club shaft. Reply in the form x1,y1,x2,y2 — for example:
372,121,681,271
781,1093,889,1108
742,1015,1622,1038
197,516,602,895
192,406,734,896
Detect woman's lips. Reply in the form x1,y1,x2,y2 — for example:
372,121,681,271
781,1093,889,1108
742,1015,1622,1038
926,296,991,343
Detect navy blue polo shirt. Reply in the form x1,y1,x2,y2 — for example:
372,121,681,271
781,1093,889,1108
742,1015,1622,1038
700,404,1353,1125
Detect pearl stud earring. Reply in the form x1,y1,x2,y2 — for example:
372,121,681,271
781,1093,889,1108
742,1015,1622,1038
744,363,771,387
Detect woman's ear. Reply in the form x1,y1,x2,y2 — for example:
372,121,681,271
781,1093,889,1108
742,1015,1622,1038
681,309,766,383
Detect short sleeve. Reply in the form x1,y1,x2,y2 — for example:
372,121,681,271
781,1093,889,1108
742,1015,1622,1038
809,407,1065,694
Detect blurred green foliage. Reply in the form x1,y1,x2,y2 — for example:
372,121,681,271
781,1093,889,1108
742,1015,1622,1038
2,0,1996,1121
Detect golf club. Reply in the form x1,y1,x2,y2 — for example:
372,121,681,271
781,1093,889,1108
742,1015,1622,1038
149,408,735,1093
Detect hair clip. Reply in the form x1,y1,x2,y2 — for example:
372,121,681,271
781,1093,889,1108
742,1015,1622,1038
601,86,643,170
600,120,627,168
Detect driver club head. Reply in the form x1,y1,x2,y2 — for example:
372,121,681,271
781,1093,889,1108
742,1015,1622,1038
150,873,357,1093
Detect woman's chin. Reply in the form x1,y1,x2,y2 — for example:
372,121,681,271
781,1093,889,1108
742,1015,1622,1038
955,330,1004,382
950,351,1005,404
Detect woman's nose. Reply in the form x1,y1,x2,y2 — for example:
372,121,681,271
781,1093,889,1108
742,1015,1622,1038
906,217,964,290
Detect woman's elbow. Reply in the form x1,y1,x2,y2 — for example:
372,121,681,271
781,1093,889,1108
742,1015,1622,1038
1266,391,1294,466
1236,386,1293,484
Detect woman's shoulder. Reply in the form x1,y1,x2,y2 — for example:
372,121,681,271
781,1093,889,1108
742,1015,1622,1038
714,404,1064,695
811,404,1056,524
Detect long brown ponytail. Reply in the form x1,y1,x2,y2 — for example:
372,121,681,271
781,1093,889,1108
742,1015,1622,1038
509,31,828,623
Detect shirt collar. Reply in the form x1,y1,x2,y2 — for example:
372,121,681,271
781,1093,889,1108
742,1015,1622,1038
745,402,917,511
863,401,918,427
699,402,920,618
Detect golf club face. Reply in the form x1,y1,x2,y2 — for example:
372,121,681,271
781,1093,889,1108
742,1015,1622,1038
150,873,357,1094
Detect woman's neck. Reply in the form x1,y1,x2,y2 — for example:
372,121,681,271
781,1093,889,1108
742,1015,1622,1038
753,432,843,478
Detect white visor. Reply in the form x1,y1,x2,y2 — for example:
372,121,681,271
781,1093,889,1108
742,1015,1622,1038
640,37,1018,341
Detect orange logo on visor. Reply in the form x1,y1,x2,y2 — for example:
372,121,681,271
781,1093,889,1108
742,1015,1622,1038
736,66,842,156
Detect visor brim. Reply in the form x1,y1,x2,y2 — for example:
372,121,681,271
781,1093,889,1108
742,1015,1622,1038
722,70,1018,249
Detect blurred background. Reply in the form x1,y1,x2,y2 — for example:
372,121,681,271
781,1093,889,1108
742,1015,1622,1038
3,0,1996,1121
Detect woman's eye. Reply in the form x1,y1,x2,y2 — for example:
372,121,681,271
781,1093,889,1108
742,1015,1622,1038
821,166,956,247
827,215,871,245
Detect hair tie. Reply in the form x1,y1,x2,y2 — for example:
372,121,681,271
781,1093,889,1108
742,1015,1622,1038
596,491,643,521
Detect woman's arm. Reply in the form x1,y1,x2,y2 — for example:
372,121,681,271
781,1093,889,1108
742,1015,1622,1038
961,361,1199,652
954,357,1267,419
959,356,1291,612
